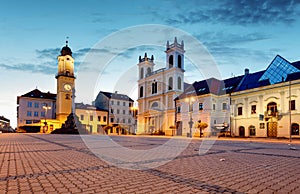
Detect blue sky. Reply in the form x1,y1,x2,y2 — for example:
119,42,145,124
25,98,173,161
1,0,300,127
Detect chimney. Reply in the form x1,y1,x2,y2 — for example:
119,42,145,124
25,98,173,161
245,68,249,75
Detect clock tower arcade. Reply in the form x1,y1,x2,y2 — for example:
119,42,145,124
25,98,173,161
55,41,75,125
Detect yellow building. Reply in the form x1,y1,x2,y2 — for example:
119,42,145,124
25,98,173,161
75,103,108,134
55,41,75,126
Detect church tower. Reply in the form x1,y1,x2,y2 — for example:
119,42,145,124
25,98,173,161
165,37,185,94
136,38,185,135
56,40,75,125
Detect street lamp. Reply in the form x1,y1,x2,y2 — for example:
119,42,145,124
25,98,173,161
42,105,51,133
186,97,195,138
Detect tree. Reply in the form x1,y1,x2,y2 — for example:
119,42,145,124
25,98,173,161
195,120,208,137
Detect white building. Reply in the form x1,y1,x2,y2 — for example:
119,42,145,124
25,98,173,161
94,91,135,134
230,55,300,138
17,89,58,132
137,38,186,135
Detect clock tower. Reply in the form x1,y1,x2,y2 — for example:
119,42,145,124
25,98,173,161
56,40,75,125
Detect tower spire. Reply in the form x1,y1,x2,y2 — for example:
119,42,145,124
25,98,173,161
66,36,69,46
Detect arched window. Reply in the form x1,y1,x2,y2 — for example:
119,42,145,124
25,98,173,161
249,125,256,136
267,102,277,116
139,86,144,98
151,102,159,109
151,82,157,94
178,77,182,90
178,55,182,68
168,77,173,90
140,68,144,79
292,123,299,135
169,55,173,68
147,67,151,76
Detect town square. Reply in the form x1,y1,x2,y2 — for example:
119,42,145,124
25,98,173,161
1,0,300,193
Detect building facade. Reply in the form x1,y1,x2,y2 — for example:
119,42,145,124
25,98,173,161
75,103,108,134
94,91,135,134
175,55,300,138
230,55,300,138
137,38,185,135
0,116,14,132
175,77,242,137
17,89,58,133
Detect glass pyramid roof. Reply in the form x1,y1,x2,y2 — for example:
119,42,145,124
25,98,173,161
259,55,300,84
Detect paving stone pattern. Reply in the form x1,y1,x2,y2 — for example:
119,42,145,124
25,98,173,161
0,134,299,193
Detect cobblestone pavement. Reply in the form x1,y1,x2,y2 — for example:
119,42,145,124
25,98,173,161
0,134,299,193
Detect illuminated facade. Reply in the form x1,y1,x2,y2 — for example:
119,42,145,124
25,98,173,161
137,38,185,135
17,89,59,133
230,55,300,138
75,103,108,134
55,41,75,125
175,55,300,138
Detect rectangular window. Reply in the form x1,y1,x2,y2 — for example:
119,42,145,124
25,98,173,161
123,110,126,114
251,105,257,114
34,111,38,117
123,119,125,123
128,119,131,123
111,109,114,113
98,116,101,122
26,111,30,117
27,102,32,107
177,106,181,113
222,103,227,110
90,115,93,121
117,109,120,114
110,118,114,123
129,110,132,114
123,102,126,106
41,111,45,117
290,100,296,110
199,103,203,111
238,107,243,115
213,104,216,111
117,101,120,105
117,118,119,123
26,120,32,124
103,116,107,122
80,115,84,120
34,102,39,108
111,101,114,105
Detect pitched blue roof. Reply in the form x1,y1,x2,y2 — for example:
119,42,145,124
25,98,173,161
235,71,270,92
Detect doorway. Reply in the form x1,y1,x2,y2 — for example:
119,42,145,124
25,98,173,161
239,126,245,137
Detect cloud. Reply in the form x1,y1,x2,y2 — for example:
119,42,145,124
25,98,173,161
36,48,60,60
0,62,57,75
165,0,300,26
196,31,270,46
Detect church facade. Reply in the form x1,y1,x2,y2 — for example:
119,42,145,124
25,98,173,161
137,38,185,135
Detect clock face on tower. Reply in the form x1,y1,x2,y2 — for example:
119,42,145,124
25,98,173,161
63,83,72,91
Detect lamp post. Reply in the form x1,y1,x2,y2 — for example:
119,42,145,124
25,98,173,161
42,105,51,133
186,97,195,138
